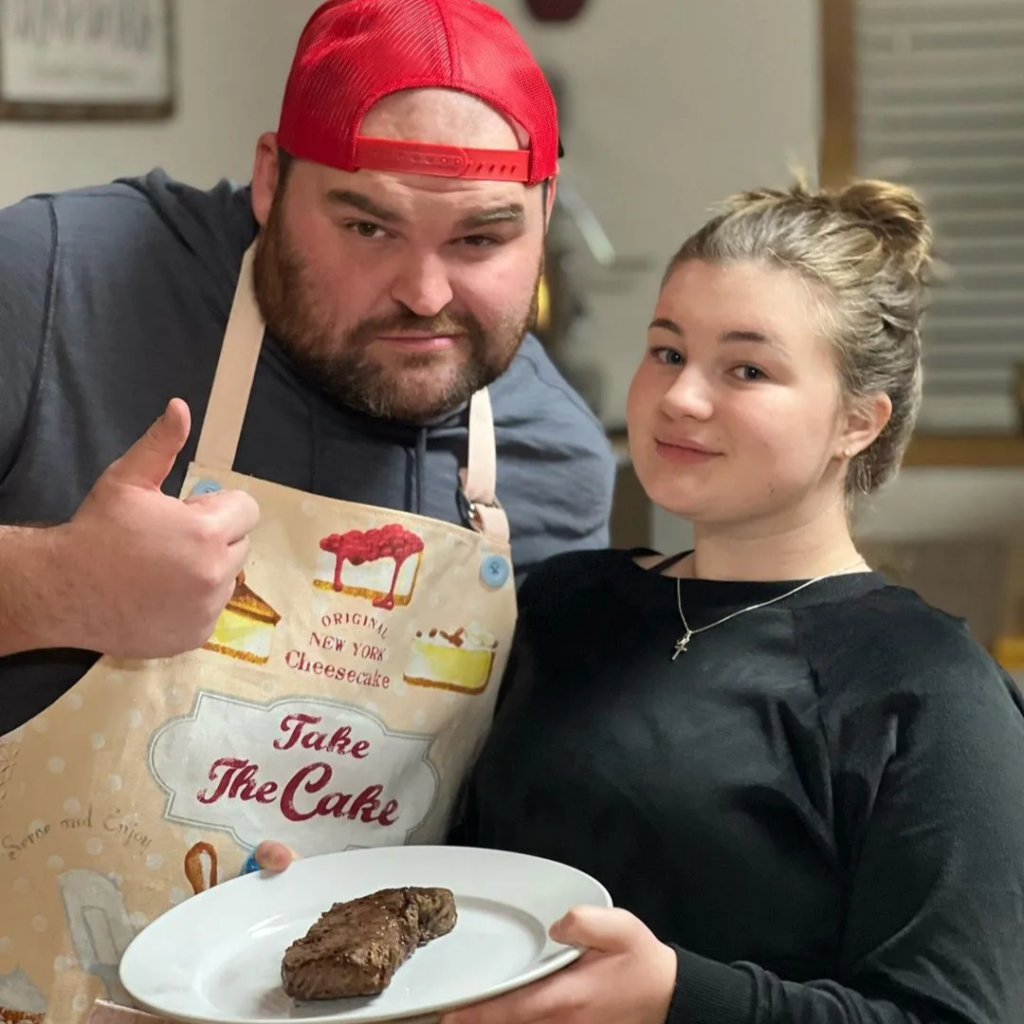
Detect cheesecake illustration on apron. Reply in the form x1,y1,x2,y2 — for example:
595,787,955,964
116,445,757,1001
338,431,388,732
0,245,518,1024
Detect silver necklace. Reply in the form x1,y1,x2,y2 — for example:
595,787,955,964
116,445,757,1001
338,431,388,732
671,559,867,661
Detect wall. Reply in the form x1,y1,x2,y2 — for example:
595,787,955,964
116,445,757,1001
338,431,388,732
0,0,321,204
653,467,1024,565
4,2,1008,607
2,0,846,560
489,0,821,427
2,0,821,428
488,0,822,557
7,3,999,560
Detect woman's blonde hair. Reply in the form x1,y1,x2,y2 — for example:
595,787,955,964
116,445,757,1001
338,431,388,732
665,178,933,498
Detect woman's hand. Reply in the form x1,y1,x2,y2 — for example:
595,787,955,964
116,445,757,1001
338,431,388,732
252,840,296,872
440,906,677,1024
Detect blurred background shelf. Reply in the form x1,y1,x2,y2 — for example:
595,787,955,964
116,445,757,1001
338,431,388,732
904,433,1024,468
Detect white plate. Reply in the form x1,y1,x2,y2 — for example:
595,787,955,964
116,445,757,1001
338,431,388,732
118,845,612,1024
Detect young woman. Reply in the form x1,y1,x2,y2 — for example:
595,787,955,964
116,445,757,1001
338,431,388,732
443,180,1024,1024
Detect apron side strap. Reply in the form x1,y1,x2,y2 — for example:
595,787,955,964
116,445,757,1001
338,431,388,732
460,389,509,545
474,502,511,546
458,466,511,545
194,244,264,472
462,389,497,507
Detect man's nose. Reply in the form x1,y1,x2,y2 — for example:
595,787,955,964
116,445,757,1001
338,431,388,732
389,253,454,317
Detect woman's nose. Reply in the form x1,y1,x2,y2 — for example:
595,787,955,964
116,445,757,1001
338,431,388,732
659,367,714,421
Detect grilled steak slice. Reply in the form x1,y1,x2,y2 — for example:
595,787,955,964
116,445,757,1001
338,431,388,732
281,886,457,1000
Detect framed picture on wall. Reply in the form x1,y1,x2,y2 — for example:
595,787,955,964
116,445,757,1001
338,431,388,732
0,0,174,120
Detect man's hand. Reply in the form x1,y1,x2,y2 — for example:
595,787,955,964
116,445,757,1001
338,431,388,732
440,907,677,1024
40,398,260,658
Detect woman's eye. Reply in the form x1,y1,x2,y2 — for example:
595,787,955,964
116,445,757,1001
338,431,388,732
651,347,684,366
732,364,767,382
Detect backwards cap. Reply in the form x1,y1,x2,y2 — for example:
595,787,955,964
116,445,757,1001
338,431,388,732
277,0,561,185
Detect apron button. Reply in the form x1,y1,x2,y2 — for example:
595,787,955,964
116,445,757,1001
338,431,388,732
191,479,222,496
481,554,511,588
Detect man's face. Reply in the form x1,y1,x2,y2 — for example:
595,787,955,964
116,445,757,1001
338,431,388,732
250,92,549,423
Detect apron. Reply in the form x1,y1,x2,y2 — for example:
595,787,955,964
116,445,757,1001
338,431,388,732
0,246,518,1024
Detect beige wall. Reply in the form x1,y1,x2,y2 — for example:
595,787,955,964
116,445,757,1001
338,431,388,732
1,0,821,429
19,1,999,556
490,0,821,425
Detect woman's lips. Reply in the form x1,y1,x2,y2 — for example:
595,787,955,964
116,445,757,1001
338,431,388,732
654,440,720,464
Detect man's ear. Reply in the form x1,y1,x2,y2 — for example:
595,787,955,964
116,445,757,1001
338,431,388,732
543,176,558,232
251,132,282,227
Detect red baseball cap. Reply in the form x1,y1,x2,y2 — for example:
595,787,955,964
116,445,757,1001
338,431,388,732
277,0,561,186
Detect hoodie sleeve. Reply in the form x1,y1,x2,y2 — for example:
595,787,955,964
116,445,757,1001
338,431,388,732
0,196,56,489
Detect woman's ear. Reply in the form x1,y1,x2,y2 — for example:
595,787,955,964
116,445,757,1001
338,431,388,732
838,391,892,460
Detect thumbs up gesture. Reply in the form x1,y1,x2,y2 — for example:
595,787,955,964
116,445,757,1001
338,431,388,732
56,399,261,659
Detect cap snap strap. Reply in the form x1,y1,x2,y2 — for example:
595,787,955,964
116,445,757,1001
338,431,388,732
354,137,530,182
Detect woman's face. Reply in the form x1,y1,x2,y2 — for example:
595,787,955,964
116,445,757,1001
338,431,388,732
626,259,884,529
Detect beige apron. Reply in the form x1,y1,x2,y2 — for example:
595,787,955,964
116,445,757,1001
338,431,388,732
0,246,517,1024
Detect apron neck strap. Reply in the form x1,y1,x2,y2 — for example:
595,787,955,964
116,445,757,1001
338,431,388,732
194,244,263,471
195,241,511,547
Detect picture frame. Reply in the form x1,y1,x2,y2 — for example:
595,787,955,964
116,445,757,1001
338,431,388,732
0,0,175,121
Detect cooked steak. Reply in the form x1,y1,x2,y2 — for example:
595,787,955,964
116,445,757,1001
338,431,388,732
280,886,457,1000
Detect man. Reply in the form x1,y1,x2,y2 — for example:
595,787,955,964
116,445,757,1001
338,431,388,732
0,0,616,736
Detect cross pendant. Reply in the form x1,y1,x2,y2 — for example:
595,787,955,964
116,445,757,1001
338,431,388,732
672,632,692,661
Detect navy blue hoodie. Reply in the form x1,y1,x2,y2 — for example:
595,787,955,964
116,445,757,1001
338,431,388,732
0,170,616,732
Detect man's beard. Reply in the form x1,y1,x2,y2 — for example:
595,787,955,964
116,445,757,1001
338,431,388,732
252,196,540,424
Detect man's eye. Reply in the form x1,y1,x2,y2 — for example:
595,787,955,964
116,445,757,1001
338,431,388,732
346,222,387,239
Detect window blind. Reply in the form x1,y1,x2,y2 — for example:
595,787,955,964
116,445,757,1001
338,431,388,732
856,0,1024,431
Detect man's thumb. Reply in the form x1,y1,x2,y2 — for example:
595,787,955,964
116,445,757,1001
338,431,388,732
107,398,191,489
549,906,637,953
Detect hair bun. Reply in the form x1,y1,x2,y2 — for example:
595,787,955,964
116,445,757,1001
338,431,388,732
836,179,932,276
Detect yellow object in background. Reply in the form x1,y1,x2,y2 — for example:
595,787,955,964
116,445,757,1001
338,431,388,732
994,634,1024,668
992,634,1024,690
536,274,551,332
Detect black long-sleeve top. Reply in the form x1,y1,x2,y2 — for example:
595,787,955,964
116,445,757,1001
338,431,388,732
450,549,1024,1024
